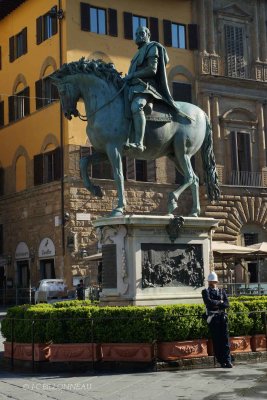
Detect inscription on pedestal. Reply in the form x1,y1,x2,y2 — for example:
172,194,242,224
142,243,203,289
102,244,117,288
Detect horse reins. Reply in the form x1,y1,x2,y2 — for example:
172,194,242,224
78,81,127,121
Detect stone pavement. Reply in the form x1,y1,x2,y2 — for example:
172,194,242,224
0,308,267,400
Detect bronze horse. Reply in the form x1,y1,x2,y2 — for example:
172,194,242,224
51,59,220,217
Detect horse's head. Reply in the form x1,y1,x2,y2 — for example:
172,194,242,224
50,76,80,120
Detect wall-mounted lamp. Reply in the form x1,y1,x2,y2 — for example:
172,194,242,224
7,255,12,266
49,7,64,20
79,248,88,259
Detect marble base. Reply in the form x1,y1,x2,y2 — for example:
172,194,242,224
92,215,219,306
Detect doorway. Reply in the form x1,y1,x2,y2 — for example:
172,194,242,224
40,259,55,280
17,260,30,287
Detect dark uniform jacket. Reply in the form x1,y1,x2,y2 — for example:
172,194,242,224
202,287,229,313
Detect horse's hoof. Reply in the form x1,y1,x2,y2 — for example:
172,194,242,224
109,208,124,218
93,185,103,198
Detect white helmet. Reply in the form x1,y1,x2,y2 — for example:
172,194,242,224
207,272,218,282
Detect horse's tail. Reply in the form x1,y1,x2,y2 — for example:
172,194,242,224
201,113,221,201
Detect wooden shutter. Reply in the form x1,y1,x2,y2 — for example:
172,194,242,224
149,17,159,42
126,157,136,180
53,147,62,180
80,2,90,31
225,24,245,78
0,101,4,127
51,81,59,101
36,16,43,44
231,131,238,172
51,6,58,35
188,24,199,50
22,27,27,54
163,19,172,47
0,169,4,196
34,154,44,185
146,160,156,182
23,87,30,116
8,96,14,122
35,79,43,109
124,12,133,39
0,46,2,70
9,36,15,62
108,8,118,37
244,133,251,172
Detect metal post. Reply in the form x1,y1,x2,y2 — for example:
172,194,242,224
11,318,14,370
31,320,35,372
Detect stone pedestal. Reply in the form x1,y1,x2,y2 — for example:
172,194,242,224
92,215,219,306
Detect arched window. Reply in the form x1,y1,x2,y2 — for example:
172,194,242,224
8,79,30,123
35,60,59,110
34,141,61,185
15,155,27,192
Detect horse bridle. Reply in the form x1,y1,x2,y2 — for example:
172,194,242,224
78,81,127,122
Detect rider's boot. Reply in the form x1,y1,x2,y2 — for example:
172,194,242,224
128,111,146,152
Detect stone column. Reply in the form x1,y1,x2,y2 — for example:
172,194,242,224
202,94,211,119
253,1,260,61
199,0,207,53
257,102,266,169
210,96,222,166
207,0,215,54
259,0,267,62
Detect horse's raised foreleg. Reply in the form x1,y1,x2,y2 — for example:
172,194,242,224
168,154,200,217
105,144,126,217
80,152,108,197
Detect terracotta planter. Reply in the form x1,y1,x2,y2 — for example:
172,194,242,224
50,343,101,362
101,343,154,362
230,336,252,353
157,339,208,361
251,334,267,352
4,341,50,361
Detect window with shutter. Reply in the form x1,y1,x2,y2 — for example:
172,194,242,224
230,131,252,185
172,82,192,103
13,87,29,121
135,160,147,182
225,24,246,78
36,6,58,45
0,101,4,127
132,15,147,39
163,20,172,47
164,20,186,48
35,79,43,109
80,4,107,35
126,157,136,180
146,160,156,182
9,28,27,61
34,147,62,186
35,75,59,111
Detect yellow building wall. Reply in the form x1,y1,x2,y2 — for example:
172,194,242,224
0,0,66,183
65,0,194,146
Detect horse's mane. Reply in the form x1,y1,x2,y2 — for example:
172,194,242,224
52,57,124,89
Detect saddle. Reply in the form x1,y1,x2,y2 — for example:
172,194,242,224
144,100,173,123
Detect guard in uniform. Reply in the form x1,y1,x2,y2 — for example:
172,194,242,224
202,272,233,368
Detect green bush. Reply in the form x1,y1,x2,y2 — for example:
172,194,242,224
154,304,208,342
228,301,253,336
1,298,266,344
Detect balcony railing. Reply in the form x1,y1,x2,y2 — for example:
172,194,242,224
230,170,263,187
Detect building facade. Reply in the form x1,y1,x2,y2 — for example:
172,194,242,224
1,0,266,298
0,0,198,296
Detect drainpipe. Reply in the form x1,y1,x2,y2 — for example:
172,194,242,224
58,0,65,257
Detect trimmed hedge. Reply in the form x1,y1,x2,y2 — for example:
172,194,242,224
1,298,266,344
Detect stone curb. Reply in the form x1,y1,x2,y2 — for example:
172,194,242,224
1,351,267,374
